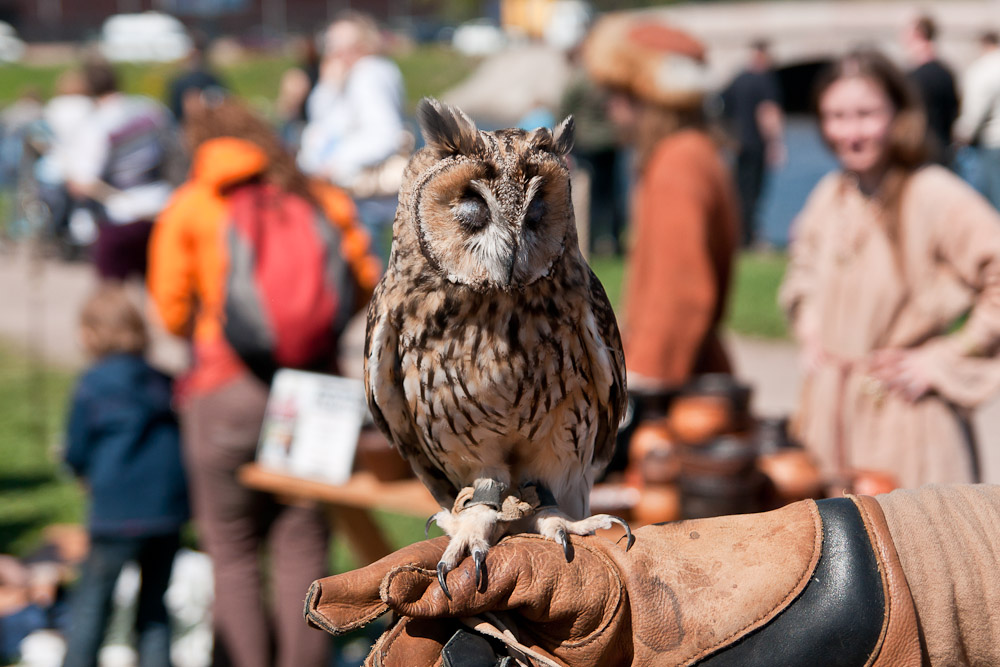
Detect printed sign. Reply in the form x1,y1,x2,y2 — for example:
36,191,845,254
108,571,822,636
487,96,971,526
256,369,367,484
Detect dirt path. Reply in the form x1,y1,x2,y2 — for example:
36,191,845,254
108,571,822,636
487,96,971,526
3,251,997,483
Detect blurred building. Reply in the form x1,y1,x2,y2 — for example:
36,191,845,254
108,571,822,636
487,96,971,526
647,0,997,107
0,0,411,41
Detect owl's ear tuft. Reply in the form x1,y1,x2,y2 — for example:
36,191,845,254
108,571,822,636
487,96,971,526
529,116,574,157
552,116,575,156
417,98,484,157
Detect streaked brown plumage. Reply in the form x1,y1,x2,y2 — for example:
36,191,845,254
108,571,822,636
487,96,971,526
364,98,628,588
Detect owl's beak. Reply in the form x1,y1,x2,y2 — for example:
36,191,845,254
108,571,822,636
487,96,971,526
502,242,518,286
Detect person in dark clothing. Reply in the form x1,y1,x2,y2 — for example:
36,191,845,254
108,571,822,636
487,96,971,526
62,285,189,667
276,34,322,151
904,14,958,165
560,45,627,255
721,40,786,248
166,32,226,123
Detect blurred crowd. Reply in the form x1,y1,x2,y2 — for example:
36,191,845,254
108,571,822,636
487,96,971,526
0,5,1000,667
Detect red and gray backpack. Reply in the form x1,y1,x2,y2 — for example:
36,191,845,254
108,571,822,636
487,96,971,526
223,183,360,382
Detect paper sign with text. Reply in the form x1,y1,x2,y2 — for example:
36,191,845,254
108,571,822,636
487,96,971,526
256,369,368,484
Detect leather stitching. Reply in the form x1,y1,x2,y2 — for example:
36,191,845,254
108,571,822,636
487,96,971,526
304,579,391,636
303,583,341,635
328,601,391,635
380,564,439,610
680,501,825,666
849,495,891,667
368,618,405,667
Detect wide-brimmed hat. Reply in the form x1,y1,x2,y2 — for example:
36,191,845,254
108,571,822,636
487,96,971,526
583,13,709,109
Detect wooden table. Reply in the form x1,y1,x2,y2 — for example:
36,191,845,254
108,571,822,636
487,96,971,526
238,463,440,564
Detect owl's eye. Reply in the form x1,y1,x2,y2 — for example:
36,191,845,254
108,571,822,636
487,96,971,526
454,196,490,232
524,196,547,229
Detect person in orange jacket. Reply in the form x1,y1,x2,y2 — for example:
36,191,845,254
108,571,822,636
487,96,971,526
147,98,378,667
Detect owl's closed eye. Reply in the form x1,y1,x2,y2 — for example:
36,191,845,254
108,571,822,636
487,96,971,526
524,196,547,230
454,195,490,232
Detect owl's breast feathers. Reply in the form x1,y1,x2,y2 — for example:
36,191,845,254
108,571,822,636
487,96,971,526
365,252,626,504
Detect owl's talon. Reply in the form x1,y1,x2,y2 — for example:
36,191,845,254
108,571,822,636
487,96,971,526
473,547,487,591
610,516,635,551
555,529,571,560
424,514,436,539
437,561,452,600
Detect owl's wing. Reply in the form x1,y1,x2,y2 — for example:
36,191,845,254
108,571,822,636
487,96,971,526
364,283,457,509
579,266,628,472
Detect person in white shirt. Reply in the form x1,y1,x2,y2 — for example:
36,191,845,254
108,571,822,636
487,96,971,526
44,70,94,184
37,69,95,250
297,13,406,259
954,31,1000,210
298,14,404,186
66,59,174,280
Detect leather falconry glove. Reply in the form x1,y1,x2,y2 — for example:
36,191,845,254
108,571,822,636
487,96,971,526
305,496,923,666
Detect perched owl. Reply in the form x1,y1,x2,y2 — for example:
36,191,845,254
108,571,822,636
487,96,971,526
364,98,629,594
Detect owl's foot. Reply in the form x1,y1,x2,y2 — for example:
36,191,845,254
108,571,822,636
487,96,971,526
431,504,499,599
531,509,635,560
430,479,508,599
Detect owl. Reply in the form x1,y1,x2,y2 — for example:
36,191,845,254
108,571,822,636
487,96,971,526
364,98,630,595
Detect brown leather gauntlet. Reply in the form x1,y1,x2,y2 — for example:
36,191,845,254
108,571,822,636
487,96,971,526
305,496,923,666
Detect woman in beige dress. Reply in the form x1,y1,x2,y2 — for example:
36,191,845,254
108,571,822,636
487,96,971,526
781,49,1000,489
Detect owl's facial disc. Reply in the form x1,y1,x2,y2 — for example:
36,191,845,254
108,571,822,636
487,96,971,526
412,127,575,292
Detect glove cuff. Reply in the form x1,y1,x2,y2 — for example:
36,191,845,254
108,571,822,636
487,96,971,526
851,494,924,666
693,496,922,666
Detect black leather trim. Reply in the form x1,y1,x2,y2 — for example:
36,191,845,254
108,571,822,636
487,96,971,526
441,627,511,667
696,497,885,666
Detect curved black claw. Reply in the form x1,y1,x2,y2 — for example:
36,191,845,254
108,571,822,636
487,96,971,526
610,516,635,551
473,548,487,591
555,529,571,561
437,561,453,600
424,514,436,540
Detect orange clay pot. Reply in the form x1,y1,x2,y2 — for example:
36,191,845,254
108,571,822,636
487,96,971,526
849,469,899,497
667,395,732,444
632,484,682,526
641,444,681,485
626,420,673,487
757,448,825,502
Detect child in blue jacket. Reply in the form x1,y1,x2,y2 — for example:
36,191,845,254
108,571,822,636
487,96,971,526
62,285,189,667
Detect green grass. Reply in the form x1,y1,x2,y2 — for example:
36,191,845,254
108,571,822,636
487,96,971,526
725,251,789,339
0,47,476,116
588,250,789,340
394,45,478,114
332,509,440,574
0,63,65,101
0,347,81,556
588,254,625,312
